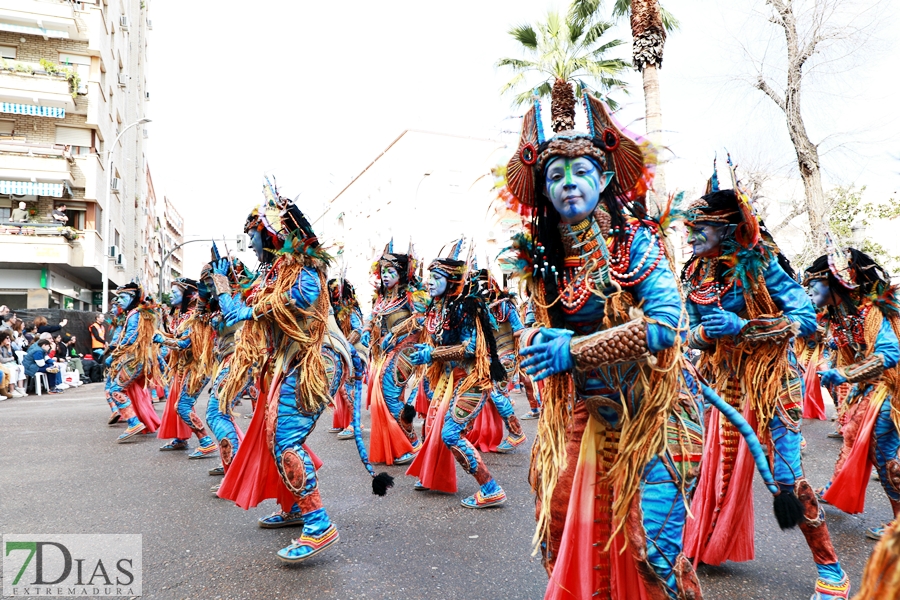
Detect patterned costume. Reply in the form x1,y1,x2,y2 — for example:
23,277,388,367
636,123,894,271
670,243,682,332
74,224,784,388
805,244,900,540
156,278,218,458
213,178,390,563
327,278,369,442
681,182,848,598
105,282,164,442
406,242,509,507
363,243,426,465
503,88,707,599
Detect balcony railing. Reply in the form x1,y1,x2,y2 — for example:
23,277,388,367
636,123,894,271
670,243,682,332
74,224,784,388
0,62,76,113
0,221,79,241
0,141,74,185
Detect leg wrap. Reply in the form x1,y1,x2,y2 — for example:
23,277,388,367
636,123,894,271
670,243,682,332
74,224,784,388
271,366,323,498
443,408,492,484
206,373,241,466
177,387,210,439
505,414,523,437
872,398,900,502
796,479,839,566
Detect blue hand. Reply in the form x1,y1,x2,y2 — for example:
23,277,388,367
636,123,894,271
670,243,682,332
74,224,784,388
224,306,253,327
360,331,371,348
818,368,847,387
700,310,747,339
409,344,432,366
152,333,164,344
218,292,239,315
212,258,230,277
104,356,112,367
520,328,574,381
381,332,394,351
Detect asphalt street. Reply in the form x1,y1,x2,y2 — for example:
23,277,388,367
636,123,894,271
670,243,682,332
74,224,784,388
0,384,892,599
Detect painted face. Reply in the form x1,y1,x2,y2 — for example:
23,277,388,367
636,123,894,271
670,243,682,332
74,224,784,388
427,271,448,298
114,292,134,310
249,229,265,262
544,156,613,224
809,280,834,308
687,223,726,258
381,265,400,290
170,286,183,307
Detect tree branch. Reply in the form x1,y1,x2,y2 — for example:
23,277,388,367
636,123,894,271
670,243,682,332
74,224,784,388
771,201,806,234
756,76,786,112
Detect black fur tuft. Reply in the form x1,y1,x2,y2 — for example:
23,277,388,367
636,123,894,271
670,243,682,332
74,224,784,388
401,403,416,424
372,472,394,496
773,490,804,530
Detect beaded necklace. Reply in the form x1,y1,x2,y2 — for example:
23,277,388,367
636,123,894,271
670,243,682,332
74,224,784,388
686,258,735,309
832,303,869,356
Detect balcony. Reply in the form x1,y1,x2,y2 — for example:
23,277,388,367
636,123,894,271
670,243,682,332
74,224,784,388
0,65,75,114
0,0,86,41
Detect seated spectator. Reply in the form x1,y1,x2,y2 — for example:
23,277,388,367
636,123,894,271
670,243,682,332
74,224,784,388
9,201,29,223
23,339,63,394
52,203,69,225
0,313,13,331
33,316,68,336
0,331,25,397
60,334,85,386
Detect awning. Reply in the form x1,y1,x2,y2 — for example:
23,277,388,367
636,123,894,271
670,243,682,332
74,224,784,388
0,180,64,197
0,22,68,39
0,102,65,119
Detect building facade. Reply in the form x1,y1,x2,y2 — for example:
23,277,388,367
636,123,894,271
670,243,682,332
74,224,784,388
314,130,511,305
0,0,154,310
158,194,183,296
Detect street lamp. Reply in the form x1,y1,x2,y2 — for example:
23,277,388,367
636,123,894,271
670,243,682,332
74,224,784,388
100,117,151,313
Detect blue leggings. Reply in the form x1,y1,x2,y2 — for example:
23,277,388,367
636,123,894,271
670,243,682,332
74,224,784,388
206,364,250,467
873,398,900,503
174,376,211,441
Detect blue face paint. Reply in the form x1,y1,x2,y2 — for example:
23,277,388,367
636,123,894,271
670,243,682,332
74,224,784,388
544,156,613,224
249,229,265,262
687,223,725,258
381,266,399,290
114,292,134,310
809,280,832,308
427,272,448,298
170,286,183,307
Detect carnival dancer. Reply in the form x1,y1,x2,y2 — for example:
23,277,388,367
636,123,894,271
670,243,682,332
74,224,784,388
201,258,256,485
327,278,369,440
361,242,427,465
681,178,849,598
213,178,391,563
467,269,526,453
155,278,218,458
502,84,706,599
518,298,541,420
406,241,509,507
105,282,164,442
804,243,900,541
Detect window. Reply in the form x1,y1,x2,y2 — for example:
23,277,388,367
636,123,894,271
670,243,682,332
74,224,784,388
62,202,87,230
114,230,120,248
58,53,90,94
0,46,15,60
0,119,13,136
55,126,94,156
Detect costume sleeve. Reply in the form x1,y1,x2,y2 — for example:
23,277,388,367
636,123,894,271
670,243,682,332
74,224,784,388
289,267,322,309
350,310,363,332
507,302,525,332
630,227,681,353
119,313,141,347
524,302,536,327
874,316,900,369
764,259,817,338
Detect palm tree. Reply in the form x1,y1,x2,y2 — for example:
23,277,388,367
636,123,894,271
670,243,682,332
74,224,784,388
571,0,678,194
496,9,629,133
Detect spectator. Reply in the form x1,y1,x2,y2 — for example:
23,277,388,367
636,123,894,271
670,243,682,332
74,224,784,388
23,339,63,394
11,320,25,351
0,331,25,397
61,335,85,383
33,315,68,335
23,324,37,349
0,313,13,331
52,203,69,225
9,201,29,223
0,305,8,316
89,313,107,361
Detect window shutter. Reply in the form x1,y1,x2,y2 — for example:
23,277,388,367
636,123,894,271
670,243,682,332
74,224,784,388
55,126,93,147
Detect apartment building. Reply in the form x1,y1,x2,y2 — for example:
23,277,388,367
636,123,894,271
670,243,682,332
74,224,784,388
0,0,153,310
158,194,182,295
314,130,511,298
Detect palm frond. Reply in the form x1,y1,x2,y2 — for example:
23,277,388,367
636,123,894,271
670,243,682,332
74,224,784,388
509,24,538,49
611,0,630,20
512,81,552,107
569,0,603,24
583,20,616,46
496,57,537,71
660,5,680,32
568,18,585,46
590,38,626,56
500,72,528,96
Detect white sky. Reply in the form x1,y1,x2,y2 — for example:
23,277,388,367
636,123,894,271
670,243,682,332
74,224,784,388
146,0,900,277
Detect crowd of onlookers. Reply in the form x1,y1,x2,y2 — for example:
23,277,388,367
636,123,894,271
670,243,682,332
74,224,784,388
0,305,98,398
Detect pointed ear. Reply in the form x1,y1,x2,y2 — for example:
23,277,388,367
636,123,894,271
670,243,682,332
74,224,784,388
599,171,615,193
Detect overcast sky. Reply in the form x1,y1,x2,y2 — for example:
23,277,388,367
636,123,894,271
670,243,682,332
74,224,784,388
145,0,899,277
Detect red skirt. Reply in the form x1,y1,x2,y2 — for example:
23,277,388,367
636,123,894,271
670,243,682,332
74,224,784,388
217,374,323,512
157,374,192,439
368,361,414,465
802,347,827,420
467,397,503,452
331,385,353,431
406,374,456,493
128,380,161,434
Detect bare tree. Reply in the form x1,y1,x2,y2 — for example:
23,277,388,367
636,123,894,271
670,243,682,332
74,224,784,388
753,0,882,257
